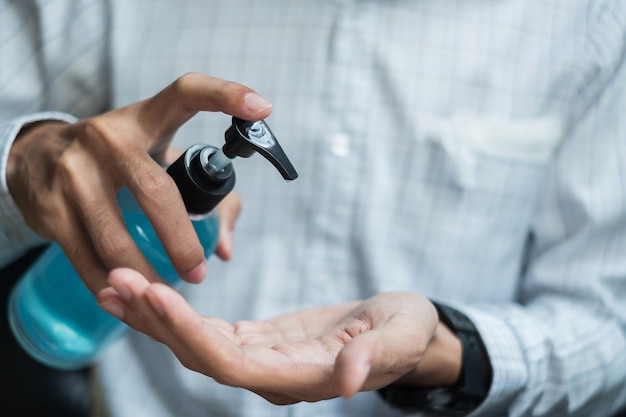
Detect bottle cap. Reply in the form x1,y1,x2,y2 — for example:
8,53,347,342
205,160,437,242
166,117,298,215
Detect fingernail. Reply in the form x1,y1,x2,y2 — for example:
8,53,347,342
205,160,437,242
147,293,165,318
116,284,133,303
244,93,272,114
182,261,206,283
100,300,125,320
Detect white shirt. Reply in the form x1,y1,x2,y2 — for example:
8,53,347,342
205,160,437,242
1,1,626,416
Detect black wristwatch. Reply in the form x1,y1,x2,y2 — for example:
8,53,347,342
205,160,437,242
378,302,492,415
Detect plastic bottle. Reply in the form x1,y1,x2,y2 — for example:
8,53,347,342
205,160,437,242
8,117,298,370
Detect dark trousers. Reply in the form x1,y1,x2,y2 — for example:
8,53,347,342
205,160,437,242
0,246,90,417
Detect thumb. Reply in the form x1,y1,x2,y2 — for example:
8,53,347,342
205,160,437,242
137,72,273,148
333,336,372,398
332,323,428,398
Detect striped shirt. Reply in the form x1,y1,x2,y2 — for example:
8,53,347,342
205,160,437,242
1,1,626,416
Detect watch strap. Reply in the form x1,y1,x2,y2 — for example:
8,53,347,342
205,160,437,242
378,302,492,415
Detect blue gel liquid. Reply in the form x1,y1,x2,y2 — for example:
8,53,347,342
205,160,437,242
8,188,218,370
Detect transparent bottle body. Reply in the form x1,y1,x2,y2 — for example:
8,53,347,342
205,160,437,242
8,188,219,370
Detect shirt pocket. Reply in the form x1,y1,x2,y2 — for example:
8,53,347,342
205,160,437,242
409,113,565,298
423,112,563,190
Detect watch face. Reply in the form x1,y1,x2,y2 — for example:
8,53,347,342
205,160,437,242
379,385,472,416
430,390,457,408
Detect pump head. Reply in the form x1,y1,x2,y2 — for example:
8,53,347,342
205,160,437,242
166,117,298,215
223,117,298,181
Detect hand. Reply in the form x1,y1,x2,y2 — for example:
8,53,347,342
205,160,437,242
6,73,271,293
97,268,460,405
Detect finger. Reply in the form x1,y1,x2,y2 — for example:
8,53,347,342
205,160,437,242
97,287,126,320
99,272,182,347
76,123,207,283
333,321,430,398
103,268,242,374
332,332,377,398
144,283,240,374
87,74,271,282
71,173,165,284
41,121,177,286
58,238,110,294
214,193,242,260
163,147,184,164
100,268,175,344
53,205,113,294
138,72,273,145
119,150,207,283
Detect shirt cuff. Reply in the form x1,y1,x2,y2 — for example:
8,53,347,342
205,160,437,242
0,112,78,267
458,305,529,416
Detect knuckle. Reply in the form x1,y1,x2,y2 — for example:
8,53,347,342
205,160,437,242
98,229,135,259
172,72,202,101
172,73,252,113
180,235,204,257
55,154,86,194
76,118,116,151
55,120,117,179
178,248,205,271
220,80,249,100
30,201,65,239
79,118,108,141
166,228,205,272
175,71,201,87
78,118,135,157
83,206,134,258
136,168,174,198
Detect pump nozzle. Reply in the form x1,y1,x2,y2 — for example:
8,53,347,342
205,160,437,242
166,117,298,215
223,117,298,181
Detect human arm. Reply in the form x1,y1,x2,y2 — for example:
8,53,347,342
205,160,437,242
0,0,111,267
94,5,626,416
1,0,252,278
458,6,626,415
6,72,272,294
98,268,462,405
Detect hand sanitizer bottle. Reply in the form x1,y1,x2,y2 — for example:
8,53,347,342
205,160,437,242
8,117,298,370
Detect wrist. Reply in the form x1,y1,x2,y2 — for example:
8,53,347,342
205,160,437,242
396,316,463,387
7,121,69,196
378,302,492,415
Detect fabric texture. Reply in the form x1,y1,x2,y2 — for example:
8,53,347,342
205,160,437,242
1,1,626,416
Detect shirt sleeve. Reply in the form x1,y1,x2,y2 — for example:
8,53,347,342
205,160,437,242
462,4,626,416
0,113,79,268
0,0,109,268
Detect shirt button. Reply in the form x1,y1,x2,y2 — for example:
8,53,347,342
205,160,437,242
329,133,351,157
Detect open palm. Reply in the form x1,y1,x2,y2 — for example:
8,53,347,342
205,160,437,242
98,268,438,404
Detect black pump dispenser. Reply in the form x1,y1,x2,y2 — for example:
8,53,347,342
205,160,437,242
166,117,298,215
